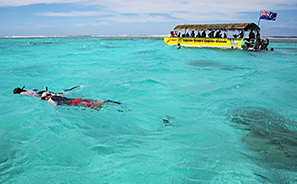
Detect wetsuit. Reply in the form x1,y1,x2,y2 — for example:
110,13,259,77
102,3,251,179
48,95,99,108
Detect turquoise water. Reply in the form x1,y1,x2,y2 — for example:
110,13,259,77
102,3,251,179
1,37,297,183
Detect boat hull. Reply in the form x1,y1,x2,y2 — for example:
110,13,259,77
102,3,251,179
164,37,244,49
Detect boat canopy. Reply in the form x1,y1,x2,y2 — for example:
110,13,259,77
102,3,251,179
174,23,260,31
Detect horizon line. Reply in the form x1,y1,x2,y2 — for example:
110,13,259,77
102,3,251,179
1,35,297,39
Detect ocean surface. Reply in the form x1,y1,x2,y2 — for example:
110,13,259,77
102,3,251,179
0,37,297,183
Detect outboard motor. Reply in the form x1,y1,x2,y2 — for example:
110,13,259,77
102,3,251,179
260,38,269,50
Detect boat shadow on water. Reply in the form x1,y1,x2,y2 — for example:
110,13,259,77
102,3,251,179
227,106,297,180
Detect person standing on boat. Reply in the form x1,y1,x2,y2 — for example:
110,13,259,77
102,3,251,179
249,30,255,40
201,31,206,38
254,34,261,50
256,30,260,39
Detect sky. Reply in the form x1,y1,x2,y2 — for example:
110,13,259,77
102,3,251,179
0,0,297,37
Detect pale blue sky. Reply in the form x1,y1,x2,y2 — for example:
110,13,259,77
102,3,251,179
0,0,297,37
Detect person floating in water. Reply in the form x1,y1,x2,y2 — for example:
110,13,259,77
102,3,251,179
41,91,120,109
177,43,181,49
13,85,81,98
13,86,48,97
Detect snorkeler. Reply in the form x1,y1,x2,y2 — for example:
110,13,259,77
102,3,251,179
13,85,81,98
13,86,48,97
41,91,120,109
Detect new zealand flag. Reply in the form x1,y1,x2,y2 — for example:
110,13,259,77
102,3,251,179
260,10,277,21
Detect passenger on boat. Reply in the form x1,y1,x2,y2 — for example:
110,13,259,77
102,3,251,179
202,31,206,38
249,30,255,40
196,31,201,37
256,30,260,39
239,30,244,38
241,39,250,50
186,32,190,37
224,32,227,38
215,30,222,38
208,30,215,38
191,30,195,37
169,31,174,37
177,32,181,37
254,34,261,50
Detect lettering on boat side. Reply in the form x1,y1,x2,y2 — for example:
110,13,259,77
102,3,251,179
181,39,227,44
167,38,177,43
215,40,227,43
184,39,193,42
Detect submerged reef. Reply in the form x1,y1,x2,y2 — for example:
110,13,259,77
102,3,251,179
228,107,297,171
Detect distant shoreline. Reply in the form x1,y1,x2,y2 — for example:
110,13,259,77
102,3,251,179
0,35,166,39
1,35,297,43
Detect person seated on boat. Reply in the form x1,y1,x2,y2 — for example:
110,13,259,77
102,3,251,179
191,30,195,37
208,30,215,38
169,31,174,37
233,34,238,38
215,30,222,38
177,32,181,37
196,31,201,38
224,32,227,38
201,31,206,38
249,30,255,41
186,32,190,37
239,30,244,38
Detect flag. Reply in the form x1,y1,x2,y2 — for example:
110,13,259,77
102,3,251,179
260,10,277,21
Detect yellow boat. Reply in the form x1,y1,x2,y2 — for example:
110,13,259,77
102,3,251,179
164,23,269,50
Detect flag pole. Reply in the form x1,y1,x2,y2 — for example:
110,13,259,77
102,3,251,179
258,10,262,26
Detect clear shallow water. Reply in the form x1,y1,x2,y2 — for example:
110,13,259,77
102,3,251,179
1,37,297,183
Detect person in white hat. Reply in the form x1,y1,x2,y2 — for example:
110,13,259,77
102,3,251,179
41,91,119,109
